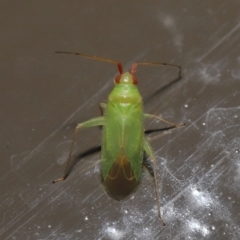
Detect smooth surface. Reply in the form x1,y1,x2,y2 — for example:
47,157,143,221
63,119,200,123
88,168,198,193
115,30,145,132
1,1,240,239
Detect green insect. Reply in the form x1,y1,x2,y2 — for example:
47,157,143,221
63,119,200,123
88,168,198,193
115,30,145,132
53,52,183,225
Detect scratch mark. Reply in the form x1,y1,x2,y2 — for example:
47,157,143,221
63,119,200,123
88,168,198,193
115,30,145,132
48,187,71,204
46,224,63,239
197,21,240,62
5,212,39,240
155,93,233,158
0,210,25,235
164,154,225,208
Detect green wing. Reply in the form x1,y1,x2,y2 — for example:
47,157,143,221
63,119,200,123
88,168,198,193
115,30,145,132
101,101,144,199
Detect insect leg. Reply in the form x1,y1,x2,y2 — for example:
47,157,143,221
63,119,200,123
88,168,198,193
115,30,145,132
144,113,184,128
143,136,166,226
99,103,107,116
53,116,105,183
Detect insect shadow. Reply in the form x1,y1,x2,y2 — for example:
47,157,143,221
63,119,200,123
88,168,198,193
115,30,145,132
62,144,102,180
144,70,182,105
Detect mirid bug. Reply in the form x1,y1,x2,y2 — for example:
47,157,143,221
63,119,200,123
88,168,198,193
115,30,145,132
53,52,184,225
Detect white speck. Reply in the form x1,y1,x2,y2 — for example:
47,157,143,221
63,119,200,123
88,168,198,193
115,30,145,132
233,115,238,119
184,104,188,108
191,187,212,207
105,226,125,240
84,216,89,221
188,219,209,236
198,64,221,83
211,226,215,230
202,122,206,126
124,210,128,214
48,225,51,228
235,150,239,153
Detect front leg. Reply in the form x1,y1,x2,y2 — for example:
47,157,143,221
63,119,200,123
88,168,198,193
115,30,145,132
53,116,105,183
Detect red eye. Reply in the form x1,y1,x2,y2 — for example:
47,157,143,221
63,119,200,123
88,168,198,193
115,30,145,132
132,75,138,84
114,74,121,84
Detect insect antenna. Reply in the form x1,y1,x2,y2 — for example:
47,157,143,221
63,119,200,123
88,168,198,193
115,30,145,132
131,62,181,78
55,51,123,74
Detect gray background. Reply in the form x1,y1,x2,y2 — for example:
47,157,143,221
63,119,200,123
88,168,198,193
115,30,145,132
1,1,240,239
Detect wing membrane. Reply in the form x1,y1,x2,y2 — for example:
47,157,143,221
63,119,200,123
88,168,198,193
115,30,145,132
104,153,138,200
